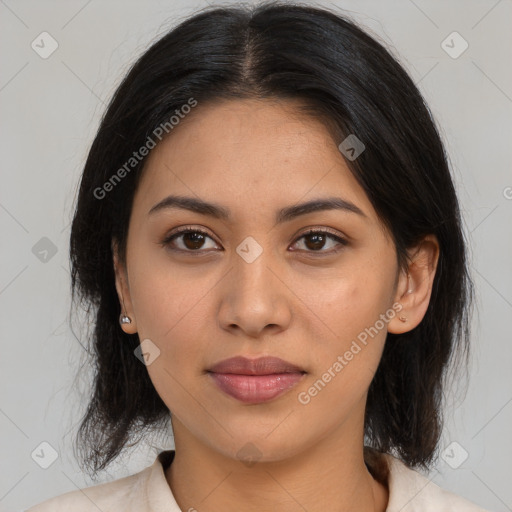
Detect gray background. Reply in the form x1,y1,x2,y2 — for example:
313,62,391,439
1,1,511,511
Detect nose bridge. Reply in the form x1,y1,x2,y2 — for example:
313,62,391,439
233,234,277,299
217,233,292,336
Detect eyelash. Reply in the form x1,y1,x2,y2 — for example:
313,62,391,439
160,226,348,256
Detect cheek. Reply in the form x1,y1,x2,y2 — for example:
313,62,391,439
127,262,212,410
127,244,210,340
296,305,388,419
127,257,230,384
307,262,393,344
304,261,396,389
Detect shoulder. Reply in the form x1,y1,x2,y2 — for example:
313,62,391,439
24,451,180,512
383,453,490,512
25,469,149,512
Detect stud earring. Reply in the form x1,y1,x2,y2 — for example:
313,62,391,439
399,316,407,323
120,314,132,325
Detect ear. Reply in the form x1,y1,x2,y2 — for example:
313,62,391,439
112,239,138,334
388,234,440,334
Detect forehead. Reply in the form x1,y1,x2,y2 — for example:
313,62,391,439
133,98,378,225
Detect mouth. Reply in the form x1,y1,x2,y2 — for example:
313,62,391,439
207,356,306,404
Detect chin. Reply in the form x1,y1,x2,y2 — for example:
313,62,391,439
203,430,309,466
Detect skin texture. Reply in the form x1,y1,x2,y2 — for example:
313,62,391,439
113,98,439,512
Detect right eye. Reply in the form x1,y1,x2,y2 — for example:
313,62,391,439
160,227,220,253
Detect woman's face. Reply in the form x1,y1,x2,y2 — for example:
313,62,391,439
115,98,418,462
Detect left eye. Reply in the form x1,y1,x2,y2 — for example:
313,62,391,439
291,229,347,253
161,228,347,254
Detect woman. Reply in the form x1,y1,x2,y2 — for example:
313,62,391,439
27,2,489,510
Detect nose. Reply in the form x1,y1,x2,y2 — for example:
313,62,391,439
217,245,292,339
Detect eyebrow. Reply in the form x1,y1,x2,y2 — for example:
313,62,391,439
148,194,367,223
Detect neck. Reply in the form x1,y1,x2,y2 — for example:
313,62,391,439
165,420,388,512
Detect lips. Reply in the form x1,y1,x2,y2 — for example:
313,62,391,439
208,356,306,404
209,356,305,375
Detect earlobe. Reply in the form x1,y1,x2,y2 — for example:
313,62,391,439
388,235,439,334
112,240,138,334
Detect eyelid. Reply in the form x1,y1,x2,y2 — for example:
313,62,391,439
290,226,348,254
297,226,347,242
160,225,217,246
160,225,349,253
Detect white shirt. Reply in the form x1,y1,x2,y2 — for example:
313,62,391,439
25,450,489,511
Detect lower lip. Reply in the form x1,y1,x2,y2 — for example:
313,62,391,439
209,372,305,404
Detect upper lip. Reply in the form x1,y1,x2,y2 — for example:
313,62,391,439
208,356,305,375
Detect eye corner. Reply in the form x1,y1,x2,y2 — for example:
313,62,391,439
290,227,349,255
